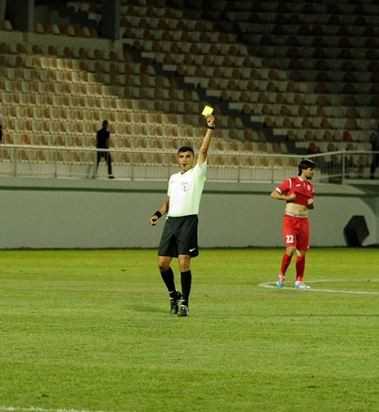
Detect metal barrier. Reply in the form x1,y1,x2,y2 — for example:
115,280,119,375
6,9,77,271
0,144,377,183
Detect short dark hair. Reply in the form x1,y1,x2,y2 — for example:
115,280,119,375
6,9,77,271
102,120,108,128
298,159,316,175
177,146,194,155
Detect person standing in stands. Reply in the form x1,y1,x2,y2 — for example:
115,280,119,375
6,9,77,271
270,159,316,289
370,127,379,179
95,120,114,179
0,113,4,143
149,112,216,317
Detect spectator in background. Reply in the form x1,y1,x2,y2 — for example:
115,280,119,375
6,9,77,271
325,142,339,182
370,128,379,179
21,134,31,144
306,142,320,155
306,142,321,169
342,130,353,143
0,0,6,25
345,142,356,177
95,120,114,179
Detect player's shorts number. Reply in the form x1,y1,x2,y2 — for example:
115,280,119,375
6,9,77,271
285,234,295,244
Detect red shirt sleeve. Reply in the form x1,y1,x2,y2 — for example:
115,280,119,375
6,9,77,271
276,178,291,194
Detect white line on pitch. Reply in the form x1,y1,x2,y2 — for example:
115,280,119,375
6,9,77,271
259,281,379,296
0,406,110,412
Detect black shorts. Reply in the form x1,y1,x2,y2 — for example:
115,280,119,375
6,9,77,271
158,215,199,258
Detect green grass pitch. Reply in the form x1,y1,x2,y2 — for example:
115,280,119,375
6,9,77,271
0,248,378,412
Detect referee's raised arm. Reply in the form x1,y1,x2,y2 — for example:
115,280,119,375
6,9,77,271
197,114,215,165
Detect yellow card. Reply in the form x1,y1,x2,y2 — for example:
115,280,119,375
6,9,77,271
202,105,214,116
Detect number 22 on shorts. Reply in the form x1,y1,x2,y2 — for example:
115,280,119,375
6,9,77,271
285,234,295,244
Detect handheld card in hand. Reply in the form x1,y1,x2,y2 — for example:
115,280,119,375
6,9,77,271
202,105,214,116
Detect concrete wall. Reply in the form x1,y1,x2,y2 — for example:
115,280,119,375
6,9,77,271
0,177,378,249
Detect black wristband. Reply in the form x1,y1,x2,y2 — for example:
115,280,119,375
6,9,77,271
207,124,216,129
153,210,162,219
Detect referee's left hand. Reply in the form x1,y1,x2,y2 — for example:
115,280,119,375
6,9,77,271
150,215,159,226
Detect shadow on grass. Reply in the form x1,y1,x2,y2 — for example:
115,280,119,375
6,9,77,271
128,303,167,314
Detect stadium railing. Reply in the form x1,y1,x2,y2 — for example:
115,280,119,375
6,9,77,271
0,144,377,184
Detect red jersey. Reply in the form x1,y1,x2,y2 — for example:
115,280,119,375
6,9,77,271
275,176,315,207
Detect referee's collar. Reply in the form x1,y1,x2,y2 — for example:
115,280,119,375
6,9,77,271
180,167,194,175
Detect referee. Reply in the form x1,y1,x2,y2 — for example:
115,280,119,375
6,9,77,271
149,113,216,317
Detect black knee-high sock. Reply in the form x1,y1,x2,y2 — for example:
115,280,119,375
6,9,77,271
181,271,192,305
160,267,176,294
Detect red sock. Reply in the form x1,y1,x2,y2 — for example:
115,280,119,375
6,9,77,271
296,255,305,281
280,254,292,278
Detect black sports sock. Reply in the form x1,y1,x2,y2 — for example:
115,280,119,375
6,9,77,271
160,267,176,294
180,270,192,305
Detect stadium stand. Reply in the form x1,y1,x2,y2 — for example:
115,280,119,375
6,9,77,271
0,0,378,180
121,0,376,147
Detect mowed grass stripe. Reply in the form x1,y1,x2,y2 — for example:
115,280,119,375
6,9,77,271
0,406,108,412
